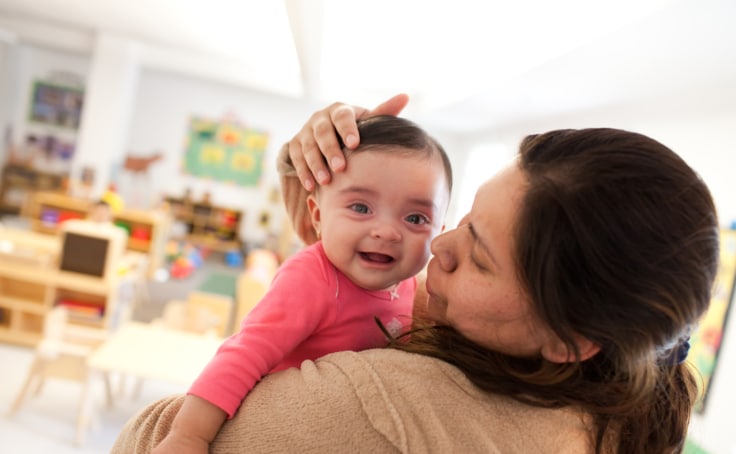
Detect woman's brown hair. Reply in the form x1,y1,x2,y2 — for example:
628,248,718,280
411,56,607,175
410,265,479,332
395,128,719,453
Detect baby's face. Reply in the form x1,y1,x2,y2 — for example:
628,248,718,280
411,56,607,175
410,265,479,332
308,148,449,290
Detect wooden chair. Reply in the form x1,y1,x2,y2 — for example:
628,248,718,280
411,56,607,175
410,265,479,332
153,296,224,337
129,295,225,399
9,306,112,445
233,249,279,330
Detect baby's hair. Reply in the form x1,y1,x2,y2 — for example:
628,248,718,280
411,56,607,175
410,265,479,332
339,115,453,193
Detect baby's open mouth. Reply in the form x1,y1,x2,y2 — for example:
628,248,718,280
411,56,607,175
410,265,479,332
359,252,394,263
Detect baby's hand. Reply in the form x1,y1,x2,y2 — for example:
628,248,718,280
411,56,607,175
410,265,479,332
152,431,209,454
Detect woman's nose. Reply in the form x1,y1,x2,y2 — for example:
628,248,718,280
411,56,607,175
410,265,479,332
430,230,457,272
370,222,402,242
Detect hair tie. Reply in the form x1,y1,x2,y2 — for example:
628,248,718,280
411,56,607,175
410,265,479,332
671,337,691,366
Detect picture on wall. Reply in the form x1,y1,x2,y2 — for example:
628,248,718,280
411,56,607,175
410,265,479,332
28,80,84,130
183,116,269,186
689,228,736,413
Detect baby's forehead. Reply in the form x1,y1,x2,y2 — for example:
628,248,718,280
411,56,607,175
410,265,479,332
348,145,450,184
347,144,434,161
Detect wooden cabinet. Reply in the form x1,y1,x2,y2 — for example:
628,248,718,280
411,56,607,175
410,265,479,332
0,257,54,346
164,195,243,252
0,164,65,215
0,228,123,347
24,192,171,278
28,191,89,233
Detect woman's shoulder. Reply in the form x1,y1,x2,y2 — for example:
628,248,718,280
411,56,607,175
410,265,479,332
112,348,594,453
314,349,595,453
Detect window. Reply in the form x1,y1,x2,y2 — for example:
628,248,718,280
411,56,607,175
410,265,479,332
453,143,514,225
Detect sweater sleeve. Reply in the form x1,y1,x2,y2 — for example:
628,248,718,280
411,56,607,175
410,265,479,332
188,246,337,417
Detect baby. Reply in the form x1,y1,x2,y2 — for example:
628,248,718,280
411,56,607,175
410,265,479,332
153,115,453,453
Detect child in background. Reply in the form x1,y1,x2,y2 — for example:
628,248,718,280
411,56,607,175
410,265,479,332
88,199,114,224
153,115,453,453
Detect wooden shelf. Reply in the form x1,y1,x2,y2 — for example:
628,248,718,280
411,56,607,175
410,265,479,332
0,164,66,216
24,192,171,278
164,195,243,252
0,234,127,347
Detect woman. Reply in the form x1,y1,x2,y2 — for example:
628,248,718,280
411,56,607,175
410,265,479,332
114,96,719,454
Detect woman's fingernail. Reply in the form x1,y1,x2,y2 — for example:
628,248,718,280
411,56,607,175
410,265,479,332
317,170,328,183
331,157,344,170
345,134,357,148
304,178,314,191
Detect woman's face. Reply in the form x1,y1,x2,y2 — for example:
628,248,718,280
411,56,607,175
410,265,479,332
425,164,555,357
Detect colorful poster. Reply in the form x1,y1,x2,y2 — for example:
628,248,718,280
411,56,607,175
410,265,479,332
689,229,736,413
28,80,84,130
183,117,269,186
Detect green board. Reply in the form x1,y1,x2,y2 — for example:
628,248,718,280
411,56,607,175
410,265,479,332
184,117,269,186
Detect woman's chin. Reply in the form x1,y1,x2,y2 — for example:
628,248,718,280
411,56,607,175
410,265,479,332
425,296,448,324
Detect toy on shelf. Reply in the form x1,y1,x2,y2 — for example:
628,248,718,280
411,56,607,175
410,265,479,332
166,240,207,280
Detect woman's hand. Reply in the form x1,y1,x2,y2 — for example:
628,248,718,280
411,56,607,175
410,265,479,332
287,93,410,191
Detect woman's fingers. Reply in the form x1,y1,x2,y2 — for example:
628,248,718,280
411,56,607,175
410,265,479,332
288,94,411,190
366,93,410,118
286,136,315,191
332,93,410,149
288,105,340,188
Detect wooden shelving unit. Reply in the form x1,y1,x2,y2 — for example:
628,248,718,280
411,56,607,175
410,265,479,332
164,195,243,252
0,164,66,215
0,228,121,347
24,192,171,278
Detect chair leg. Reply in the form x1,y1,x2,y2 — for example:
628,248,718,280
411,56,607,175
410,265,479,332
75,370,95,446
33,377,46,396
102,372,114,408
9,359,43,415
132,376,144,400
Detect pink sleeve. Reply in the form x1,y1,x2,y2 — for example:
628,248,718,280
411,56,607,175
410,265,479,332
188,248,335,417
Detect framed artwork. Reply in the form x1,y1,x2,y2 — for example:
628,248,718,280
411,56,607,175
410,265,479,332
689,228,736,413
28,81,85,130
183,116,269,186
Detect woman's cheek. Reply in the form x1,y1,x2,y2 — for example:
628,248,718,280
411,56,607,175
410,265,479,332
425,294,448,324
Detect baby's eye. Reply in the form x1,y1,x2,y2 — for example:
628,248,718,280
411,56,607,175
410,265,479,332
406,214,430,225
350,203,370,214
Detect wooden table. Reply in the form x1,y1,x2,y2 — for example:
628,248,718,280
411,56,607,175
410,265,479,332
77,322,223,444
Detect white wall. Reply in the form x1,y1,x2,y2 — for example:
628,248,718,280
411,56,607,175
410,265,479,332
125,68,319,245
0,42,317,245
4,44,89,165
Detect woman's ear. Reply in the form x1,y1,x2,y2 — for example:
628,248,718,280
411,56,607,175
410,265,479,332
541,333,600,363
306,194,321,238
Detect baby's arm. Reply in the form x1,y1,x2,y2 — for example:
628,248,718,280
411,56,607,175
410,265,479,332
153,249,333,453
151,395,226,453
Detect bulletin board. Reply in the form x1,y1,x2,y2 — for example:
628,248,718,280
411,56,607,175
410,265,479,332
183,116,269,186
28,80,84,130
689,228,736,413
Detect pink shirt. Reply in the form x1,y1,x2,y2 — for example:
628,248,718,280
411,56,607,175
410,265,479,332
189,241,416,417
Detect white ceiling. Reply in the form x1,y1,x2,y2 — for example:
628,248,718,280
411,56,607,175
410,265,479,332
0,0,734,135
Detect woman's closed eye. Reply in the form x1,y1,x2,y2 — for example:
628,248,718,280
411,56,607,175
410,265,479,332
471,252,488,271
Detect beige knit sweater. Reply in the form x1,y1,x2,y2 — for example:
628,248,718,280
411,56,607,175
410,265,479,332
112,348,593,453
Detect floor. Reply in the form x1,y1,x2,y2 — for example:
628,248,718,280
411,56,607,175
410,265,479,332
0,254,242,452
0,342,187,453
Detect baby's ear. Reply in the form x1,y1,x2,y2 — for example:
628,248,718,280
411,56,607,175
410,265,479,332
306,195,321,239
541,333,600,363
